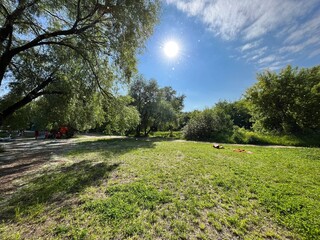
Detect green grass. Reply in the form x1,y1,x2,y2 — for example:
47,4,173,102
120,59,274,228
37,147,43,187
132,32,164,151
1,138,319,239
149,131,182,139
151,129,320,147
231,128,320,147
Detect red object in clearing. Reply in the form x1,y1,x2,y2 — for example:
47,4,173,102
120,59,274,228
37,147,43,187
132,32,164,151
60,127,68,135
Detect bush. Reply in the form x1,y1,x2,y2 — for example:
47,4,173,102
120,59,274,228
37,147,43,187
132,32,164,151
183,108,233,141
231,127,320,147
231,127,247,143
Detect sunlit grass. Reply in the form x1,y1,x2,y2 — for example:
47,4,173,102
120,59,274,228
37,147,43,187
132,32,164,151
231,128,320,147
150,130,320,147
1,138,319,239
149,131,182,139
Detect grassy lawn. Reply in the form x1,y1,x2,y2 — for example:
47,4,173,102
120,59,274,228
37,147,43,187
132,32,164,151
230,128,320,147
1,138,319,239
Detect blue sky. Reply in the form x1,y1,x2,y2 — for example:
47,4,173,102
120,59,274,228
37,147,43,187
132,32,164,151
138,0,320,112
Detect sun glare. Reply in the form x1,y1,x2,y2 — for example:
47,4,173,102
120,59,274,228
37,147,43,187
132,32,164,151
164,41,179,58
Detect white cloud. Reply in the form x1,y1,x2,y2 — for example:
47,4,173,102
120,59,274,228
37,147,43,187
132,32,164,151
249,47,268,60
285,13,320,44
258,59,293,71
168,0,206,16
280,36,320,54
309,48,320,58
166,0,320,69
166,0,317,40
240,40,261,52
279,45,304,54
258,55,277,64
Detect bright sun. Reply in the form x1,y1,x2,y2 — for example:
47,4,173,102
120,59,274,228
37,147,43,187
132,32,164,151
164,41,179,58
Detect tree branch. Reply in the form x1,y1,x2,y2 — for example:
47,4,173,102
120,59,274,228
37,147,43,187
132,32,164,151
11,19,101,56
34,40,80,52
0,72,57,125
0,3,9,16
76,0,82,22
44,9,72,26
35,90,64,97
0,0,40,43
35,39,114,100
0,1,115,86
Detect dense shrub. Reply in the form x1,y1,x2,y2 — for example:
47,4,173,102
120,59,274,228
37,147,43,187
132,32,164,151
215,100,252,129
183,108,233,141
231,126,247,143
231,127,320,147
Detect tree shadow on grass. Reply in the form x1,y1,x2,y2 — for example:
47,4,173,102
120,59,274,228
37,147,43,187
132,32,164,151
0,161,119,221
68,137,161,156
0,138,158,198
0,138,162,222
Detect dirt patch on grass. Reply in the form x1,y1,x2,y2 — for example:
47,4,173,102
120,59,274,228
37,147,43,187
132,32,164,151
0,139,77,198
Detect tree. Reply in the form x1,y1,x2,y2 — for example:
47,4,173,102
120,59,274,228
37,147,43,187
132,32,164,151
0,0,160,125
245,65,320,133
157,86,185,132
129,76,185,136
2,47,109,130
31,90,106,131
0,92,32,130
176,112,191,130
103,96,140,135
214,100,252,129
182,106,233,141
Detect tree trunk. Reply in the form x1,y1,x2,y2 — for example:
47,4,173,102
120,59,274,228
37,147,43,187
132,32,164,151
0,75,56,126
0,52,13,86
0,93,35,126
135,125,141,137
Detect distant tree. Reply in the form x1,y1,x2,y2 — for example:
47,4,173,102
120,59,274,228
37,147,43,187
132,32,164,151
159,86,185,112
177,112,191,130
129,77,159,136
0,0,160,125
129,76,185,136
103,96,140,135
215,100,252,129
157,86,185,132
183,106,233,141
246,65,320,133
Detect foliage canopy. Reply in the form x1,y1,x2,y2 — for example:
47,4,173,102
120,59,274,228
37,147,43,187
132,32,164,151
246,65,320,133
129,76,185,136
0,0,160,126
183,106,233,140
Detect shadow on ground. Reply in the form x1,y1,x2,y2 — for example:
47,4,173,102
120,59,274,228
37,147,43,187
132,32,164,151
0,161,119,221
0,137,162,221
0,139,78,197
68,137,161,156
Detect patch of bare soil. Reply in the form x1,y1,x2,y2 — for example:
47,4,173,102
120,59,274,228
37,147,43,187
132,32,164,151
0,139,77,198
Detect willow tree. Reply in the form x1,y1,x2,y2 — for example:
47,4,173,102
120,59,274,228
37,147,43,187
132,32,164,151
0,0,160,126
